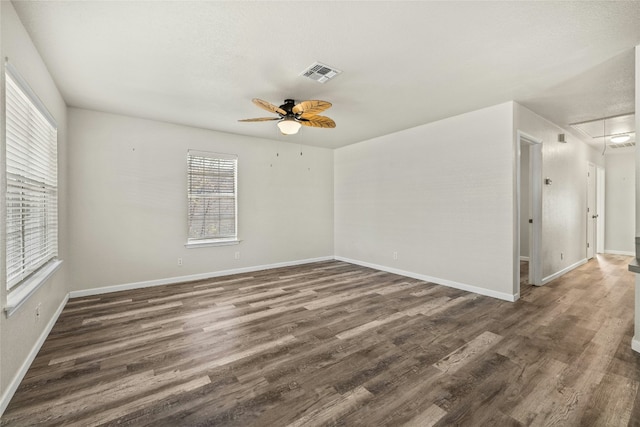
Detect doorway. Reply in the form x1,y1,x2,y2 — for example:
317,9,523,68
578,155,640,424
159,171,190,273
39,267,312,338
587,163,596,259
516,131,542,297
586,162,603,259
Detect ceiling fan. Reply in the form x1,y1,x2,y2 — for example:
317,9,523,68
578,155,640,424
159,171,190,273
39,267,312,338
239,98,336,135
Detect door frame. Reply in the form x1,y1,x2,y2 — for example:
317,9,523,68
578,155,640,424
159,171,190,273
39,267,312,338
515,130,543,297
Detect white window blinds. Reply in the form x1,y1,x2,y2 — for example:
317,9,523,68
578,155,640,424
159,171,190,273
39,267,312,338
5,67,58,290
187,150,237,243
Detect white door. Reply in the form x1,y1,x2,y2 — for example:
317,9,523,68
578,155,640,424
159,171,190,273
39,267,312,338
529,142,542,286
586,162,597,259
596,167,605,254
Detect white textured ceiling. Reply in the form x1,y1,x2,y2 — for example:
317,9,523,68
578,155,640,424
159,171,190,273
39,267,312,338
11,1,640,149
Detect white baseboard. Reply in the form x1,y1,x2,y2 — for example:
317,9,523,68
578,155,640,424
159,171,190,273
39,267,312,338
632,337,640,354
0,293,69,417
541,258,587,285
604,250,635,256
69,256,334,298
519,256,530,262
70,254,522,303
334,256,517,302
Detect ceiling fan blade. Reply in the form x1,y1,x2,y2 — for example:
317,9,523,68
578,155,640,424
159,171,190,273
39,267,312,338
238,117,281,122
299,115,336,128
293,100,332,115
252,98,286,116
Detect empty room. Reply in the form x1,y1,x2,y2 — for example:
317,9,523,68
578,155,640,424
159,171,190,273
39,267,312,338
1,1,640,425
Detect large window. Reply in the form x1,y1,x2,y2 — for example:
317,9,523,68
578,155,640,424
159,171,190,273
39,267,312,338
5,65,58,291
187,150,237,246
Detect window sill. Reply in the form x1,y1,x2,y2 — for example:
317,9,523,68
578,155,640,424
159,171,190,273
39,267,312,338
185,239,241,249
5,260,63,317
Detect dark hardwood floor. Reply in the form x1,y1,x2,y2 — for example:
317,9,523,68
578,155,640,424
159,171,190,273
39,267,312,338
2,255,638,426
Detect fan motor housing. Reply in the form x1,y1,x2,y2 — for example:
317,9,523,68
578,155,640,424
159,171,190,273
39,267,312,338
280,99,296,116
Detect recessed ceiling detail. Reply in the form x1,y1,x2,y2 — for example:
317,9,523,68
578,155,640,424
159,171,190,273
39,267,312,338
570,113,636,146
300,62,341,84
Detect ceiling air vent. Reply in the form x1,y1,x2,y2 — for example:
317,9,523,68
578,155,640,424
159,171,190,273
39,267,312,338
300,62,341,84
609,141,635,149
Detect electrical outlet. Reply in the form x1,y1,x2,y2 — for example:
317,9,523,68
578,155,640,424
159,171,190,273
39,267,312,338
393,251,398,260
235,251,240,260
35,303,41,321
560,252,564,260
177,257,183,266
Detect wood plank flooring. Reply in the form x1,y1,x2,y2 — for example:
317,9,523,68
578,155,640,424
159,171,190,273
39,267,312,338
2,255,639,426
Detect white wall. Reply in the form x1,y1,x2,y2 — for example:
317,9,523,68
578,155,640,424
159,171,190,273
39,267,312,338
67,108,334,292
605,152,635,255
334,102,516,300
0,1,69,401
514,104,604,281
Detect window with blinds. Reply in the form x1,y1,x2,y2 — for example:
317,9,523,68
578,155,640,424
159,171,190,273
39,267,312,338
187,150,237,244
5,67,58,290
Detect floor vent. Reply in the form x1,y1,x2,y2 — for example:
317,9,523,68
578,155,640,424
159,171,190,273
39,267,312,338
300,62,341,83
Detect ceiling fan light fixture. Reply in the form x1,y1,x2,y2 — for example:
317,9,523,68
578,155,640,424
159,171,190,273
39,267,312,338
277,118,301,135
610,134,631,143
240,98,335,133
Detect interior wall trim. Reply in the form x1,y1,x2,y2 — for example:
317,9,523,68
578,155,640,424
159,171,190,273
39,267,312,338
632,336,640,354
70,255,522,302
68,256,334,298
334,256,518,302
541,258,588,285
0,293,69,417
604,250,635,256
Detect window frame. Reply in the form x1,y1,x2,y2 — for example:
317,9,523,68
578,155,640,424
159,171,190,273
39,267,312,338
185,150,239,248
4,62,62,316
